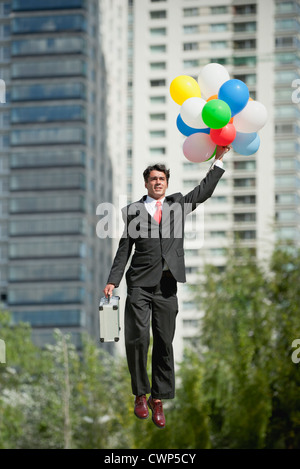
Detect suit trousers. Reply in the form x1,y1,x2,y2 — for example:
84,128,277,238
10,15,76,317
125,272,178,399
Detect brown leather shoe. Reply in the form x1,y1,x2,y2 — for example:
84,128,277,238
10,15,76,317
147,396,166,428
134,395,149,419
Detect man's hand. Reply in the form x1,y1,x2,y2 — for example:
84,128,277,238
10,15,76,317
215,145,231,161
103,283,115,298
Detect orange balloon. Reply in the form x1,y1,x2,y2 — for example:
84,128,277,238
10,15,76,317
207,94,218,102
229,117,234,123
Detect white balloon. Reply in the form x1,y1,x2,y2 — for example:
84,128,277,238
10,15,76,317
180,97,208,129
197,63,230,99
234,100,268,133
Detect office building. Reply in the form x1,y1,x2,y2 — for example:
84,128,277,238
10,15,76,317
0,0,113,347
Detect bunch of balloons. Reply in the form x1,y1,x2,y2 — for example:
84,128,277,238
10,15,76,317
170,63,267,163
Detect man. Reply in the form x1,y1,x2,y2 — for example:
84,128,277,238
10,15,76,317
103,145,230,428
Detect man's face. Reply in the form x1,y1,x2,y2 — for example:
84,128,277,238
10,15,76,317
145,170,168,200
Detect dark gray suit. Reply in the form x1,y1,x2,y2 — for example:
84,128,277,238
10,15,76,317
107,165,225,398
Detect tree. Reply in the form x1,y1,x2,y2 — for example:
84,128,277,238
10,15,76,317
0,310,42,448
193,247,272,448
264,243,300,448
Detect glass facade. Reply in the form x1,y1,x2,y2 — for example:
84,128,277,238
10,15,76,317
11,105,86,123
2,0,112,348
12,37,86,56
11,83,86,102
12,0,85,11
12,15,86,34
11,127,86,145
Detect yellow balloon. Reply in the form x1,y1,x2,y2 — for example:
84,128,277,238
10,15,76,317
170,75,201,105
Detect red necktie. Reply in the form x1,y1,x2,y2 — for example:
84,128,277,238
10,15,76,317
154,200,162,224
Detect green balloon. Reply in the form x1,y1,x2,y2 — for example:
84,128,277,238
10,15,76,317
202,99,231,129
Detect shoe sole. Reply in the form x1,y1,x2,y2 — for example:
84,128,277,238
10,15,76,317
147,400,165,429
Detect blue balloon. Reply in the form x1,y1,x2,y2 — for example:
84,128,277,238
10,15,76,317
176,114,210,137
218,79,249,117
232,131,260,156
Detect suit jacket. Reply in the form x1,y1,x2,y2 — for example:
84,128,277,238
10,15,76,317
107,165,225,288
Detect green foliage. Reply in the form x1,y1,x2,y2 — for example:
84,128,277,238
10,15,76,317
0,243,299,448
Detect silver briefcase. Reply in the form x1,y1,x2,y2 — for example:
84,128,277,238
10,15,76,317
99,295,120,343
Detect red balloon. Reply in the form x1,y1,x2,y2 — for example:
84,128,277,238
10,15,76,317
210,123,236,146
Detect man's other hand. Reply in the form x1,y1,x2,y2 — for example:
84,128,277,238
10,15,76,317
103,283,115,298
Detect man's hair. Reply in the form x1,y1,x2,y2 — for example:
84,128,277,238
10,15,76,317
143,163,170,183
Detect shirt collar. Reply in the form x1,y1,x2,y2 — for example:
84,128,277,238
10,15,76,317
145,195,165,205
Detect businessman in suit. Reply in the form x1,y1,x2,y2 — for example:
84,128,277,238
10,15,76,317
104,145,230,428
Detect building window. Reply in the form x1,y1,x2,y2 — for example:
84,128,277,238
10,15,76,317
150,62,166,70
150,113,166,120
12,59,86,78
11,83,86,102
234,5,257,15
211,6,228,14
9,217,84,236
150,147,165,155
183,8,199,17
210,23,228,32
234,230,256,240
209,213,228,221
274,140,295,153
8,286,85,305
150,44,166,53
234,213,256,222
209,248,226,256
276,211,297,222
10,195,85,214
10,149,85,169
275,158,295,170
210,196,228,204
12,14,86,34
183,59,200,68
275,175,297,187
12,310,84,327
211,41,227,49
275,19,298,31
150,130,166,138
234,39,256,50
150,96,166,104
276,227,298,240
275,36,295,48
233,56,256,67
183,42,199,51
150,10,167,19
233,178,256,188
150,27,166,36
12,0,84,11
234,195,256,205
12,36,85,56
150,79,166,87
11,127,86,146
183,25,199,34
234,22,256,32
11,105,85,123
233,161,256,171
210,231,227,238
